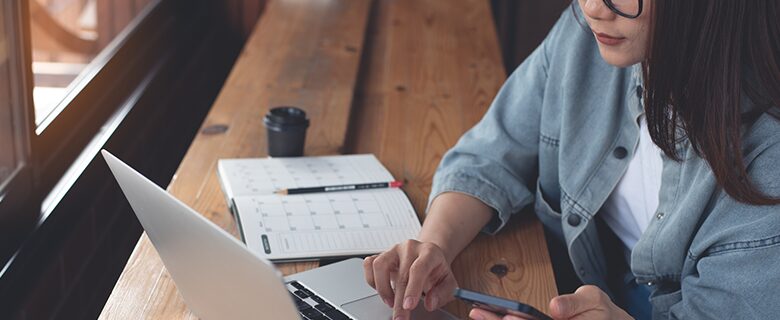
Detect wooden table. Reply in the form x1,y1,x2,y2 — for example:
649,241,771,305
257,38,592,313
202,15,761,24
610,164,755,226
99,0,557,318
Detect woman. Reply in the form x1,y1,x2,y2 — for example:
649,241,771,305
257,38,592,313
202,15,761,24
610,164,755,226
364,0,780,319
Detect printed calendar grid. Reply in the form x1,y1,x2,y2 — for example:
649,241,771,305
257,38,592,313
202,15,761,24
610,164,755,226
233,189,421,256
244,190,415,233
219,155,421,260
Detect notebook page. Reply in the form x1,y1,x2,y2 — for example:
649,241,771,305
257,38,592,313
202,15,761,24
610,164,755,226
218,154,394,198
233,188,421,260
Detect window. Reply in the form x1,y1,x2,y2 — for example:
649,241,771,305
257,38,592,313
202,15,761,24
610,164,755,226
1,7,17,185
0,1,32,199
0,62,18,186
30,0,154,127
1,0,175,265
0,0,35,263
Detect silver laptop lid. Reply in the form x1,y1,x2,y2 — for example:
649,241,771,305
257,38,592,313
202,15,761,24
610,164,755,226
102,150,300,320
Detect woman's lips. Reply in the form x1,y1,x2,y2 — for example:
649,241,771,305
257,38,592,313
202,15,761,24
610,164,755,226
595,32,626,46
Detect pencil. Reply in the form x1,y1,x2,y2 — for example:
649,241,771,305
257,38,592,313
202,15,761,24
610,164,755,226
275,181,403,195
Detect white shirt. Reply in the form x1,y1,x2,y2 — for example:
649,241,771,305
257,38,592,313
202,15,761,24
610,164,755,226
601,117,663,250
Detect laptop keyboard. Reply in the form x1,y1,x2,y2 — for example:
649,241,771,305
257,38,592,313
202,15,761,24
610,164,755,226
287,281,353,320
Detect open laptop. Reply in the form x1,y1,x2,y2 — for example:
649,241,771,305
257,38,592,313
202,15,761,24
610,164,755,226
102,150,456,320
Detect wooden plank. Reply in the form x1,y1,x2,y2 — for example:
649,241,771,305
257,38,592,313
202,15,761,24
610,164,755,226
346,0,558,316
98,0,372,318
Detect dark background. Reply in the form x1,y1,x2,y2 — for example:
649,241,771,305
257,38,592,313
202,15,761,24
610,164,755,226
492,0,571,72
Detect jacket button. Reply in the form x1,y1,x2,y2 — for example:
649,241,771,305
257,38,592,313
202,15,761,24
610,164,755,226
613,147,628,159
567,214,581,227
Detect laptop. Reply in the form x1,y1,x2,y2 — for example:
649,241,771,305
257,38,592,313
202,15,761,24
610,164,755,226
102,150,456,320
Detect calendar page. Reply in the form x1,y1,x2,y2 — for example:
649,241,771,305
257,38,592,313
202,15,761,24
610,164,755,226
218,154,395,197
233,189,420,260
217,154,422,261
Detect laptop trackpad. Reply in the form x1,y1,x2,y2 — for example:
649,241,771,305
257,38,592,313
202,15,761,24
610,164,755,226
341,294,457,320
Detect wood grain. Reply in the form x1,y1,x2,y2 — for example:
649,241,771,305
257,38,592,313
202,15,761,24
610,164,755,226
101,0,558,319
346,0,558,316
99,0,371,318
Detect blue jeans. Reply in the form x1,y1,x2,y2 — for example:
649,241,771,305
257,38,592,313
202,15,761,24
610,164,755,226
613,270,652,320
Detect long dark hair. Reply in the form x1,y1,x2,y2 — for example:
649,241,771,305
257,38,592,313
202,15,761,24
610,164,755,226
643,0,780,205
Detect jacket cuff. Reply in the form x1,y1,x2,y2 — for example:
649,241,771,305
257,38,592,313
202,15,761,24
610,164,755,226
426,172,515,234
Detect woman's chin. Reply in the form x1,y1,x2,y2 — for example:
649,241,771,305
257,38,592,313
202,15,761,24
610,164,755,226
598,47,642,68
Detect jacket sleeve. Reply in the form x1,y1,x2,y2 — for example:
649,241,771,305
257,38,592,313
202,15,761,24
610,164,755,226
668,140,780,319
426,8,571,234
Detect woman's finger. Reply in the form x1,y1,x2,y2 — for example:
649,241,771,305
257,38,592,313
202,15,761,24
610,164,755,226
422,268,457,311
401,250,437,311
392,240,420,320
469,308,504,320
549,285,605,319
372,250,399,307
362,255,378,288
501,315,530,320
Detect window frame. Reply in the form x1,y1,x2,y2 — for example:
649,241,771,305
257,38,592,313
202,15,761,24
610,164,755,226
0,0,36,261
0,0,178,266
31,0,167,194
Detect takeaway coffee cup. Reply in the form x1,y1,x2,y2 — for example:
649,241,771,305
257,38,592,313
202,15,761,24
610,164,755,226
263,106,310,157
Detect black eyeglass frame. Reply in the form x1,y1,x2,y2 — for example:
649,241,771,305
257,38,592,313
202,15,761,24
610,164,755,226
603,0,644,19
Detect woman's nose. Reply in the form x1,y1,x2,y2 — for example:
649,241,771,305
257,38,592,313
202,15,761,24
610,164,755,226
582,0,617,21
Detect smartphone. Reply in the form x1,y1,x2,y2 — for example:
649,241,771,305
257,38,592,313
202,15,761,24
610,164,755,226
453,288,553,320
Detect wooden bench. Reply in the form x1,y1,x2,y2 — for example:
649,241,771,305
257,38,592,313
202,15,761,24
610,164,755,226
346,0,557,315
99,0,556,318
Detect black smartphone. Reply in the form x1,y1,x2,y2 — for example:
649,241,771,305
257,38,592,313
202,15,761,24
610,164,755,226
453,288,553,320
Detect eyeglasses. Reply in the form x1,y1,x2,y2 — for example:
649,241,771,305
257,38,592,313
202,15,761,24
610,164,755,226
603,0,643,19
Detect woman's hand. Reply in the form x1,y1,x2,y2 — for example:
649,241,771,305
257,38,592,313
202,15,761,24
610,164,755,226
362,192,496,320
468,285,633,320
363,239,458,320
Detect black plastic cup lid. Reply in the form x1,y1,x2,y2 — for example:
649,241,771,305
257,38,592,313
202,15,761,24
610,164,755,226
265,106,309,126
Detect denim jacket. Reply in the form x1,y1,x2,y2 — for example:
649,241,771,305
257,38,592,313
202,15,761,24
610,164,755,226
428,5,780,319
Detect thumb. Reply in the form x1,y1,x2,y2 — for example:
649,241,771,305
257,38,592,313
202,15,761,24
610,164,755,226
423,276,457,311
549,285,601,318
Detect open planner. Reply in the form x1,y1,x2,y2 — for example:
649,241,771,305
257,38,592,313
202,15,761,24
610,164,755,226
217,154,422,261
